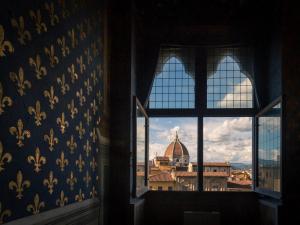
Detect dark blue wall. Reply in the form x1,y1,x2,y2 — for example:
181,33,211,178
0,0,104,223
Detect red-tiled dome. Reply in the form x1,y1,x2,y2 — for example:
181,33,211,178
164,133,189,160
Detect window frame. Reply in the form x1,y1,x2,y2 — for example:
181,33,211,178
254,96,283,199
145,46,257,192
132,96,149,197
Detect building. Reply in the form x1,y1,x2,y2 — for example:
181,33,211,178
149,134,233,191
0,1,298,225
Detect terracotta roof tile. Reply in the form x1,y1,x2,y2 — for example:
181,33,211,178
203,172,229,177
190,162,231,167
149,172,174,182
175,171,197,177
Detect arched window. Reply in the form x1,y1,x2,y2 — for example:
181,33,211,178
207,48,254,108
149,49,195,109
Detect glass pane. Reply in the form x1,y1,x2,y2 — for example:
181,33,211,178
207,48,253,109
149,117,197,191
203,117,253,191
136,105,147,196
149,48,195,109
258,102,281,192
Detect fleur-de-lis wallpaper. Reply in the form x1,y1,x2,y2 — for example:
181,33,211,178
0,0,104,223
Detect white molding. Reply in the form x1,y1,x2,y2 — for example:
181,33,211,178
5,198,99,225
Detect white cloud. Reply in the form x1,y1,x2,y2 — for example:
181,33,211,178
149,117,252,164
217,78,252,108
204,117,252,163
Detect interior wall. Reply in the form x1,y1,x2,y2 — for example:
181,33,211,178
144,192,259,225
281,0,300,224
0,0,106,224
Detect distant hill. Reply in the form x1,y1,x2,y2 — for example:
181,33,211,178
231,163,252,170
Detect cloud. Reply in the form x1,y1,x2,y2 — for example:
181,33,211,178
204,117,252,163
217,78,252,108
149,117,252,164
149,118,198,162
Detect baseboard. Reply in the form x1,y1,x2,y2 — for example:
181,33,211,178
5,198,100,225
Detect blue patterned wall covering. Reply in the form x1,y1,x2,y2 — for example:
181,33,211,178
0,0,103,223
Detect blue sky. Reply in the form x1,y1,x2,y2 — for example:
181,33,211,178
149,117,252,164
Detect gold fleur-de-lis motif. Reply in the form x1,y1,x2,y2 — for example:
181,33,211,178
91,42,99,57
68,64,78,83
90,186,98,198
0,202,12,224
90,128,97,143
58,0,70,19
0,82,13,115
75,189,85,202
11,16,31,45
84,109,91,126
96,116,101,126
84,78,92,96
29,10,47,34
67,99,78,119
43,171,58,194
56,151,69,171
76,122,85,139
44,128,58,151
8,170,31,199
0,25,14,57
76,88,86,106
9,67,32,96
29,54,47,79
9,119,31,147
76,56,86,74
57,112,69,134
26,194,45,215
56,190,68,207
90,99,98,116
96,64,103,79
45,2,59,26
0,141,12,173
90,157,97,172
96,64,103,78
68,29,78,48
44,86,59,109
66,171,77,190
84,47,92,64
28,101,47,126
57,36,70,57
45,45,59,68
84,139,91,157
67,135,77,154
83,171,91,187
97,90,103,106
77,23,86,40
57,74,70,95
75,154,85,172
91,70,98,86
27,147,46,173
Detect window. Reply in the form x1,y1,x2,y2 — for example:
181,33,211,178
139,46,259,194
158,186,163,191
207,48,253,108
149,117,197,191
256,99,281,196
149,48,195,109
203,117,252,192
134,97,148,197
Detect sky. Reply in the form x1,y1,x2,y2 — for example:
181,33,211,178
149,117,252,164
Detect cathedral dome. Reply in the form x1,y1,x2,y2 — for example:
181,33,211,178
164,132,189,165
